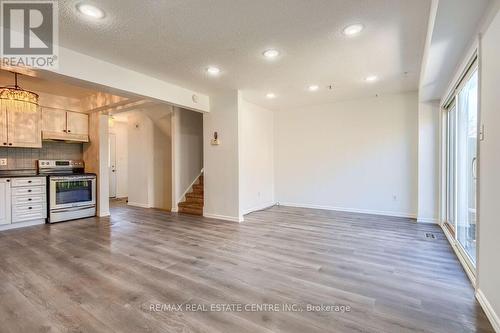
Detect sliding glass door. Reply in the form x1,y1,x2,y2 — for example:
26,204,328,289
456,69,478,264
444,61,478,267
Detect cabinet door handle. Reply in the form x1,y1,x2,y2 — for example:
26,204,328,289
6,179,10,182
8,143,12,146
28,180,32,183
28,198,32,201
63,129,67,132
67,130,71,133
28,207,32,210
28,189,32,193
2,142,6,145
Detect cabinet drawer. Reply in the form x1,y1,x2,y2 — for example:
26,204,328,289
12,202,46,223
11,177,46,187
12,194,46,205
12,210,47,223
12,186,45,197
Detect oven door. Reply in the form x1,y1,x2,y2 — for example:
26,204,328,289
50,176,96,210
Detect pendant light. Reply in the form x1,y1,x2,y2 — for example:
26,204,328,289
0,72,39,113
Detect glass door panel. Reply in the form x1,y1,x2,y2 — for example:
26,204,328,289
446,104,457,233
456,69,478,264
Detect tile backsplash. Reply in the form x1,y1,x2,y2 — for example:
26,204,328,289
0,142,83,170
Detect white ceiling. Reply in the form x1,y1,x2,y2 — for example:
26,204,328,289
59,0,431,110
419,0,494,102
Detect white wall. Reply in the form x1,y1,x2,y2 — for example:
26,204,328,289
417,101,441,223
110,121,128,198
98,114,110,217
126,108,173,210
50,46,209,112
203,90,241,222
239,97,275,215
172,107,204,207
149,108,173,211
127,112,154,207
275,92,418,218
478,6,500,330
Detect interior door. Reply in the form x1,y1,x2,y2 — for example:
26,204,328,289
7,106,42,148
109,133,117,198
0,106,7,147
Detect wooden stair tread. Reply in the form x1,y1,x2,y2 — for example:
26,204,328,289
179,202,203,208
178,173,204,217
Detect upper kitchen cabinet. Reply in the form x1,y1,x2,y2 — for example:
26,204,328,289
42,108,89,142
0,107,7,146
4,106,42,148
66,111,89,141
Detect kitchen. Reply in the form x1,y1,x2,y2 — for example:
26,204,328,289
0,70,127,231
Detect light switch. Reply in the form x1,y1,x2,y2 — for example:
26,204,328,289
0,158,7,166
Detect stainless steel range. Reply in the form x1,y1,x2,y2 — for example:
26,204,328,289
38,160,96,223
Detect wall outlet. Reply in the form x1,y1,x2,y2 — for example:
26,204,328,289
0,158,7,166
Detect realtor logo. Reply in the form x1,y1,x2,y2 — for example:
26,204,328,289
0,0,58,68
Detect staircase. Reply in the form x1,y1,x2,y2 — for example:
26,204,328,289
178,174,204,216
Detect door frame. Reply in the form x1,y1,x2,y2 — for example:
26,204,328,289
109,132,117,198
440,50,481,286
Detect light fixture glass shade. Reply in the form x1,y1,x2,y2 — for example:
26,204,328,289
0,73,40,116
0,87,39,104
0,88,39,118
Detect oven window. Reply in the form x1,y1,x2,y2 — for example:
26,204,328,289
56,180,92,204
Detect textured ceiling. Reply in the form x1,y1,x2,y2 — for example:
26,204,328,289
58,0,431,110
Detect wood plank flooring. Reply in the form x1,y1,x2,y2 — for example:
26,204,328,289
0,201,494,333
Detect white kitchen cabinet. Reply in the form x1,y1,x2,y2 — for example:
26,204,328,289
0,179,11,226
0,177,47,229
41,108,67,137
42,108,89,142
66,111,89,141
0,105,42,148
6,107,42,148
11,177,47,223
0,107,7,147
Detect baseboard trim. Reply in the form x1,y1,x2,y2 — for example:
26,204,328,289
203,213,243,223
279,202,417,219
0,219,45,232
476,289,500,333
171,207,178,213
127,202,150,209
242,201,276,215
417,217,440,224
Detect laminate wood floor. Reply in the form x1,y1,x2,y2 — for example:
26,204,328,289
0,201,494,333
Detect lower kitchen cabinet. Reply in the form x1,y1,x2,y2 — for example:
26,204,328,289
0,178,11,225
0,177,47,230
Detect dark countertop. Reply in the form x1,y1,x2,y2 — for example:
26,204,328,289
0,170,44,178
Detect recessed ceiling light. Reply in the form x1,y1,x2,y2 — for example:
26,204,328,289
266,93,276,99
263,49,280,59
76,3,105,19
206,66,221,76
343,23,364,36
365,75,378,82
308,85,320,92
